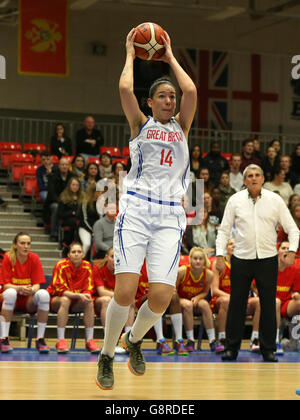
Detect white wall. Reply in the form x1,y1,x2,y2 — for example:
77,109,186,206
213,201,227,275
0,5,298,117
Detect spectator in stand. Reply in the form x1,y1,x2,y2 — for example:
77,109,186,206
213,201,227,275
50,123,72,159
75,115,104,163
279,155,297,187
111,161,127,196
36,151,57,202
269,139,281,157
275,241,300,352
93,202,117,259
291,143,300,186
202,141,229,185
210,238,261,354
70,155,86,180
189,144,203,180
198,167,215,194
99,153,113,179
211,187,224,221
240,139,261,174
185,207,217,257
78,183,101,258
44,157,72,241
58,177,84,251
0,232,50,354
229,153,243,192
204,191,222,226
177,247,221,352
277,203,300,255
288,194,300,210
260,145,280,182
218,171,236,215
263,168,294,205
48,242,99,354
93,247,135,354
253,138,264,161
81,162,101,192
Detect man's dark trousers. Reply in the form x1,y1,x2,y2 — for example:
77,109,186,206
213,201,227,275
225,255,278,355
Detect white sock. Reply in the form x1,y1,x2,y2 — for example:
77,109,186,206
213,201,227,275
170,313,183,341
186,329,194,341
219,332,226,340
102,297,130,358
57,327,65,341
129,301,164,344
85,327,93,342
154,318,164,341
206,328,215,344
37,322,47,339
276,329,280,343
2,321,10,338
251,330,259,342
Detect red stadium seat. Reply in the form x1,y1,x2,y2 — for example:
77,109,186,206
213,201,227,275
23,143,47,153
0,142,22,169
100,146,121,157
221,152,232,162
87,157,101,166
51,155,59,164
9,153,35,182
122,146,130,158
20,164,39,182
179,254,189,266
23,177,39,197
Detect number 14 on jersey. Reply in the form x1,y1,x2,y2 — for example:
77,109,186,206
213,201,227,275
160,149,173,167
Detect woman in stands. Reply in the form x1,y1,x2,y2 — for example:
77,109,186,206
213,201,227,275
50,123,72,159
176,247,221,352
58,177,85,251
47,241,99,354
81,162,101,192
0,232,50,353
78,183,101,258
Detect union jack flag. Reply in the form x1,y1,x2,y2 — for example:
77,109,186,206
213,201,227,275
178,49,229,130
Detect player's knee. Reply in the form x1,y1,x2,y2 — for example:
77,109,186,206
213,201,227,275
33,289,50,312
2,288,17,310
60,296,72,309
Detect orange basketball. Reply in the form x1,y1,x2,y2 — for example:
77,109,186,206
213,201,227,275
134,22,166,61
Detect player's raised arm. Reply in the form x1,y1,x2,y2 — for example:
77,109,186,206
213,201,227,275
159,31,197,138
119,28,147,139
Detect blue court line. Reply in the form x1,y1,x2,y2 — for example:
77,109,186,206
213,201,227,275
0,349,300,363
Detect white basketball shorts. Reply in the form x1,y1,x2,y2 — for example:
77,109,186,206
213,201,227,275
113,193,186,286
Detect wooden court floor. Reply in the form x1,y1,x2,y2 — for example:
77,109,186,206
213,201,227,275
1,340,300,400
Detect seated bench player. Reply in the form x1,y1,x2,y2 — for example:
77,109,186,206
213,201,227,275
275,241,300,353
0,232,50,353
177,247,221,352
48,242,99,354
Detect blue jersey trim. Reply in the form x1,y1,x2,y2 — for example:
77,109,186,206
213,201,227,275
127,190,181,206
129,117,151,142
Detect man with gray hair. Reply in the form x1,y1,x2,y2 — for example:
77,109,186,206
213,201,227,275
216,164,299,362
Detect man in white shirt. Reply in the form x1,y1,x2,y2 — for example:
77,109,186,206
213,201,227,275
229,153,243,192
216,164,299,362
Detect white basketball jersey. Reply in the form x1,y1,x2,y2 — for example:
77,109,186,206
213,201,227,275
124,116,190,203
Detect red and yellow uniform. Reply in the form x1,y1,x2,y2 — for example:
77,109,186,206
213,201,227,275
276,265,300,318
0,267,3,309
92,263,115,296
135,262,149,309
178,265,207,300
47,258,93,301
1,252,45,311
210,259,231,313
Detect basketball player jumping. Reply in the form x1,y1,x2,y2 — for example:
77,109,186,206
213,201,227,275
95,27,197,390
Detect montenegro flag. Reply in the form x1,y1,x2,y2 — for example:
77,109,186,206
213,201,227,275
18,0,69,76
